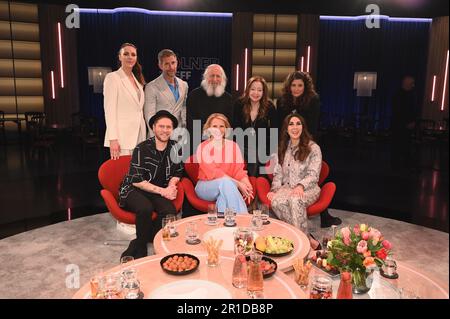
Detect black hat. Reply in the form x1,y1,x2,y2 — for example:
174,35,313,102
148,110,178,129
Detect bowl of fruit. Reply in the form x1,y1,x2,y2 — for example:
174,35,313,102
309,250,339,277
160,253,200,276
254,236,294,257
245,255,278,279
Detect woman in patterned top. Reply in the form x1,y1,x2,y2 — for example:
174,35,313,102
267,114,322,249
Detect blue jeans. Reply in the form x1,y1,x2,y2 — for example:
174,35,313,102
195,177,248,214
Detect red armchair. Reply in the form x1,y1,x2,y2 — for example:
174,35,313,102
98,155,184,225
180,155,257,214
255,160,336,217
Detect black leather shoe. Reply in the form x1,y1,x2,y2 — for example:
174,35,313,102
134,245,148,259
120,239,138,261
320,210,342,228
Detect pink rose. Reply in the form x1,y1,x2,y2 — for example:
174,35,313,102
341,227,351,246
357,240,368,254
353,225,361,236
361,231,369,240
382,240,392,250
369,228,382,240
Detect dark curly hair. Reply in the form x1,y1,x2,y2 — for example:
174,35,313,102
281,71,317,110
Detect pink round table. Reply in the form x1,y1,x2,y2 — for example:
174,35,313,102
73,251,307,299
153,214,310,271
288,259,449,299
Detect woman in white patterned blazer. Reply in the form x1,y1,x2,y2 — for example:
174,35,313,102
103,43,147,160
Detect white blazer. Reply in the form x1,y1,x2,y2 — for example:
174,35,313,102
144,73,188,135
103,68,147,149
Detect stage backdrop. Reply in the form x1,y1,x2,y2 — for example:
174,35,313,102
76,10,232,128
317,18,430,131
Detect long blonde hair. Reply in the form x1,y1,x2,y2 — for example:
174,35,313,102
203,113,232,138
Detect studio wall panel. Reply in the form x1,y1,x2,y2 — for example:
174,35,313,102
0,78,42,95
0,1,38,23
0,40,40,59
253,14,298,32
253,32,297,49
252,65,295,81
0,95,43,112
0,59,41,77
252,49,296,65
0,21,39,41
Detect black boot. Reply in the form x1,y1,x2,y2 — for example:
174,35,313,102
120,239,138,261
134,243,148,259
320,209,342,228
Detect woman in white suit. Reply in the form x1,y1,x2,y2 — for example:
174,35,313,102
103,42,147,160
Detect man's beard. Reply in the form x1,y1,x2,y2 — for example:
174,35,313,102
155,132,170,143
201,79,226,97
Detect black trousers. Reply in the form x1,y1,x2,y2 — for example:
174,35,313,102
120,187,176,245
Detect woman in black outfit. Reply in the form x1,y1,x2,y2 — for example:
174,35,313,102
232,76,278,177
277,71,320,139
277,71,341,228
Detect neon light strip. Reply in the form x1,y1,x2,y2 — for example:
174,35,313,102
77,7,232,17
51,71,55,99
431,75,437,102
57,22,64,88
244,48,248,89
235,64,239,91
320,15,431,22
441,50,449,111
306,46,311,73
300,56,304,72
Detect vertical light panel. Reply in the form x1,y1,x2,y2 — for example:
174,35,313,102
244,48,248,89
51,71,55,99
431,75,437,101
57,22,64,88
300,56,304,72
306,46,311,73
235,64,239,91
441,50,449,111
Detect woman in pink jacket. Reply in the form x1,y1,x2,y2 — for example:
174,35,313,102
195,113,253,214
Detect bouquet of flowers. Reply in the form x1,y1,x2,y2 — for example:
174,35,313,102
326,224,393,293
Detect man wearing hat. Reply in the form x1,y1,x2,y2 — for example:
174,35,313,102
118,110,184,259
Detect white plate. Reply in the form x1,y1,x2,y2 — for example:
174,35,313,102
148,280,232,299
203,227,259,251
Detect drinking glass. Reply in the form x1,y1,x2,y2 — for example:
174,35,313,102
121,268,141,299
310,275,333,299
382,259,398,277
247,251,264,298
186,221,199,244
166,214,178,237
260,205,270,225
120,256,134,265
207,204,218,225
90,269,105,299
251,210,263,231
224,208,236,226
162,217,171,241
103,272,123,299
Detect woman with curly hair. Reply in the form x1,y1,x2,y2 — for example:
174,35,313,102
277,71,320,139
